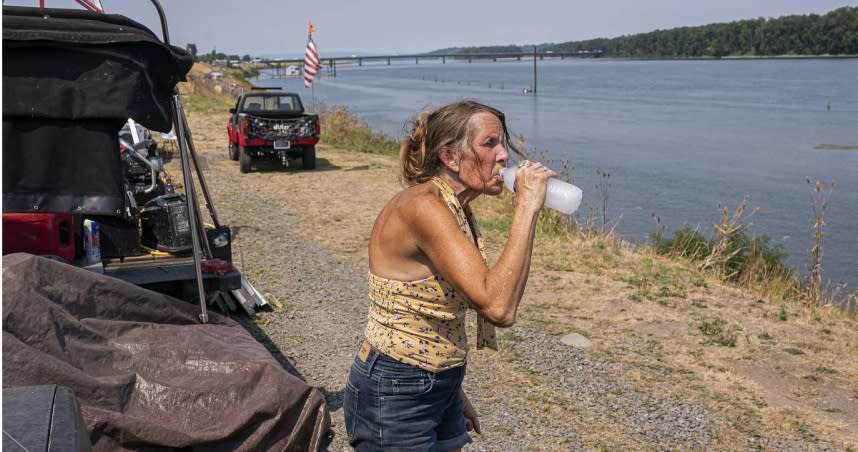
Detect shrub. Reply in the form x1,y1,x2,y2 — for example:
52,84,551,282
651,225,711,261
317,102,399,155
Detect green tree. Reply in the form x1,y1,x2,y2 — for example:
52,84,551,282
545,6,858,58
185,43,198,60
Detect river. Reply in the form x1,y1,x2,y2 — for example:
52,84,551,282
255,58,857,290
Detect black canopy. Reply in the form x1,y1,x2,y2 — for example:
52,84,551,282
2,6,194,215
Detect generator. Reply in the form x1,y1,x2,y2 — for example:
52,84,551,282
140,193,192,253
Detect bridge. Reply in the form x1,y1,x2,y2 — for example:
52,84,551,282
255,50,602,69
251,50,602,94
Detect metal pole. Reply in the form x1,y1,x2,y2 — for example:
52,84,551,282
180,108,222,229
149,0,170,44
172,94,208,323
532,47,538,94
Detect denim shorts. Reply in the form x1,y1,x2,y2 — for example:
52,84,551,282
343,344,469,451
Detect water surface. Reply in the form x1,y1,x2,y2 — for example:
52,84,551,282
257,58,857,289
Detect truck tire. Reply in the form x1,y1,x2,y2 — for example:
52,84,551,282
302,146,316,170
228,141,239,161
239,146,251,173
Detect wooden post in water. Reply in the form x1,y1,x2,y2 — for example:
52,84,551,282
532,47,538,94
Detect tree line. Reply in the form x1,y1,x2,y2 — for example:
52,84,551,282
184,43,253,63
451,7,858,58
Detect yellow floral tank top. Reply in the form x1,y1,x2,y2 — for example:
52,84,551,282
364,177,498,372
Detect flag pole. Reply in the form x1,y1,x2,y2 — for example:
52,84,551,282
311,23,315,113
304,21,319,113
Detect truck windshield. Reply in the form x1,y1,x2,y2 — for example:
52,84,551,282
243,95,299,112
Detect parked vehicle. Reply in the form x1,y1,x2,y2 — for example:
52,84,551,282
2,4,257,313
227,90,320,172
2,3,331,450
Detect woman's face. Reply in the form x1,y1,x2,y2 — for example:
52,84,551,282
458,112,510,196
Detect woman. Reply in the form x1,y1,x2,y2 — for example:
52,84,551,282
344,100,556,451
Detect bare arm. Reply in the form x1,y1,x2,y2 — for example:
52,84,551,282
412,163,556,327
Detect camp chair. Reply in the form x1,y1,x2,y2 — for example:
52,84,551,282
159,128,178,152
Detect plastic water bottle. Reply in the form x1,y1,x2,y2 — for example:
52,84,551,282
500,166,583,215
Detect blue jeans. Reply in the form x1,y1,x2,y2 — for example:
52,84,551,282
344,345,469,451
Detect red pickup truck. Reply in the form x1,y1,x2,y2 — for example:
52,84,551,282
226,90,320,172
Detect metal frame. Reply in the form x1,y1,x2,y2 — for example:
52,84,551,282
151,0,220,322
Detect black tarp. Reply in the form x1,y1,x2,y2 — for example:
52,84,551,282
2,253,331,451
2,6,194,215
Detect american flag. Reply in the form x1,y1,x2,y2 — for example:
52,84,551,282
303,23,321,88
40,0,104,12
74,0,104,13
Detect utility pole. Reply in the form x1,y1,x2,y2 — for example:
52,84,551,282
532,46,538,94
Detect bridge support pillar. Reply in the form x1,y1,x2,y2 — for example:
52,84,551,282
359,58,362,66
468,56,472,63
388,57,391,65
415,56,419,64
442,56,445,64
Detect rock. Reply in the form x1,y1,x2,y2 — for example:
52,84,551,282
560,332,593,348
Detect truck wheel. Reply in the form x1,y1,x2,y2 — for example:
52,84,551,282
302,146,316,170
228,141,239,161
239,146,251,173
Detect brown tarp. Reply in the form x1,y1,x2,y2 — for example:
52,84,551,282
2,253,331,451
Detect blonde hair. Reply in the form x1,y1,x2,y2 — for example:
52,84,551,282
399,100,521,185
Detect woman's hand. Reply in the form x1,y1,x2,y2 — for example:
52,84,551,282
462,389,482,437
513,160,558,214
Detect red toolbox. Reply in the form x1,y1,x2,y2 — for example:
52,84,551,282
2,213,76,263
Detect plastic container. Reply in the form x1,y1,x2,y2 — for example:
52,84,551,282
82,219,101,265
500,166,583,215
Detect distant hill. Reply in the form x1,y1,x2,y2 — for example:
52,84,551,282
434,7,858,58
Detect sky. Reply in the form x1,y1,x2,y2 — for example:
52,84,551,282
5,1,855,57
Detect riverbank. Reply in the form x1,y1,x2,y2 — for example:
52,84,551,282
175,88,857,449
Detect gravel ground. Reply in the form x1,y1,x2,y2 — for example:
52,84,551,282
179,111,852,451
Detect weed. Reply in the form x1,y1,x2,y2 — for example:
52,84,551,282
182,93,233,114
815,366,837,374
806,177,835,305
316,102,400,155
698,318,738,347
784,347,805,355
501,331,525,342
757,332,773,341
796,422,813,439
691,299,708,309
652,224,711,262
595,169,612,233
545,262,574,272
777,306,789,321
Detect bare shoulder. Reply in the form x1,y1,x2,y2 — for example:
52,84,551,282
394,182,455,228
369,182,451,278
